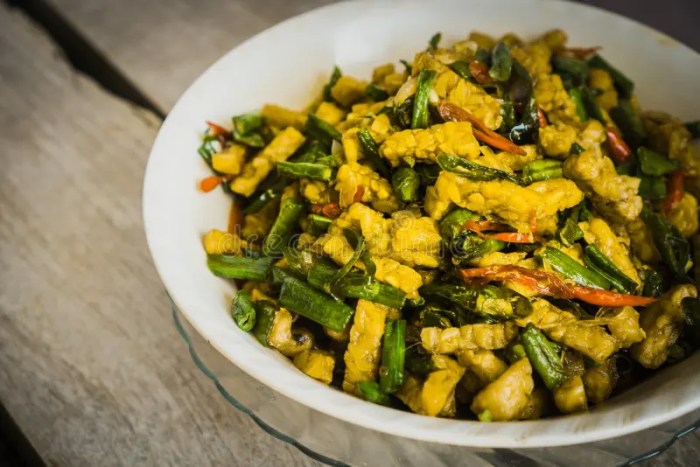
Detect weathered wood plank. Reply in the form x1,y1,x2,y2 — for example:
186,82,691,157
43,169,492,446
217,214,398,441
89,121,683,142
46,0,336,110
0,6,318,466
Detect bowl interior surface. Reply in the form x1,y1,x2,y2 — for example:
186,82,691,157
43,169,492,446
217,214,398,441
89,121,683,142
143,0,700,448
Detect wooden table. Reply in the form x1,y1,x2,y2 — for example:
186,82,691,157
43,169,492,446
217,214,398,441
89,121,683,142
0,1,697,465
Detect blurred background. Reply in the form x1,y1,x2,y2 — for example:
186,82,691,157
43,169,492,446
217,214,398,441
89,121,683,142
0,0,698,466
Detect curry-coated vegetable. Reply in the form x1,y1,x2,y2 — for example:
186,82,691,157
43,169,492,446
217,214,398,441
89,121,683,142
198,28,700,423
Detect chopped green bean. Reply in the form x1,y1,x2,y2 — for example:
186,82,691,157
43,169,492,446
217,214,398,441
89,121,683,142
231,290,256,331
357,381,390,405
505,343,527,364
522,159,563,184
207,255,274,281
521,325,566,390
379,319,406,393
439,208,476,240
568,88,588,122
391,166,420,202
252,300,277,346
437,154,520,184
276,161,333,181
232,113,266,148
275,267,354,332
307,261,406,308
262,199,305,257
411,69,436,129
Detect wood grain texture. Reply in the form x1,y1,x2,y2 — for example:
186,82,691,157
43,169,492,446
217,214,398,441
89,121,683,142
47,0,337,111
0,6,319,466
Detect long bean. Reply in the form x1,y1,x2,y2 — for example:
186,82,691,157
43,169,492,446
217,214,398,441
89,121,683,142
437,154,520,184
307,261,406,308
207,255,274,281
252,300,277,346
521,325,566,390
391,166,420,202
231,290,256,331
411,69,436,129
521,159,563,184
357,381,390,405
379,319,407,394
275,267,355,332
262,199,305,257
277,161,333,181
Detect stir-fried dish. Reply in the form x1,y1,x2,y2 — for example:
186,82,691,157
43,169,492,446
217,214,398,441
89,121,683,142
197,29,700,421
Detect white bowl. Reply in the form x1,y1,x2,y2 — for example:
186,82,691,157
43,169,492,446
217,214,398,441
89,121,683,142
143,0,700,448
